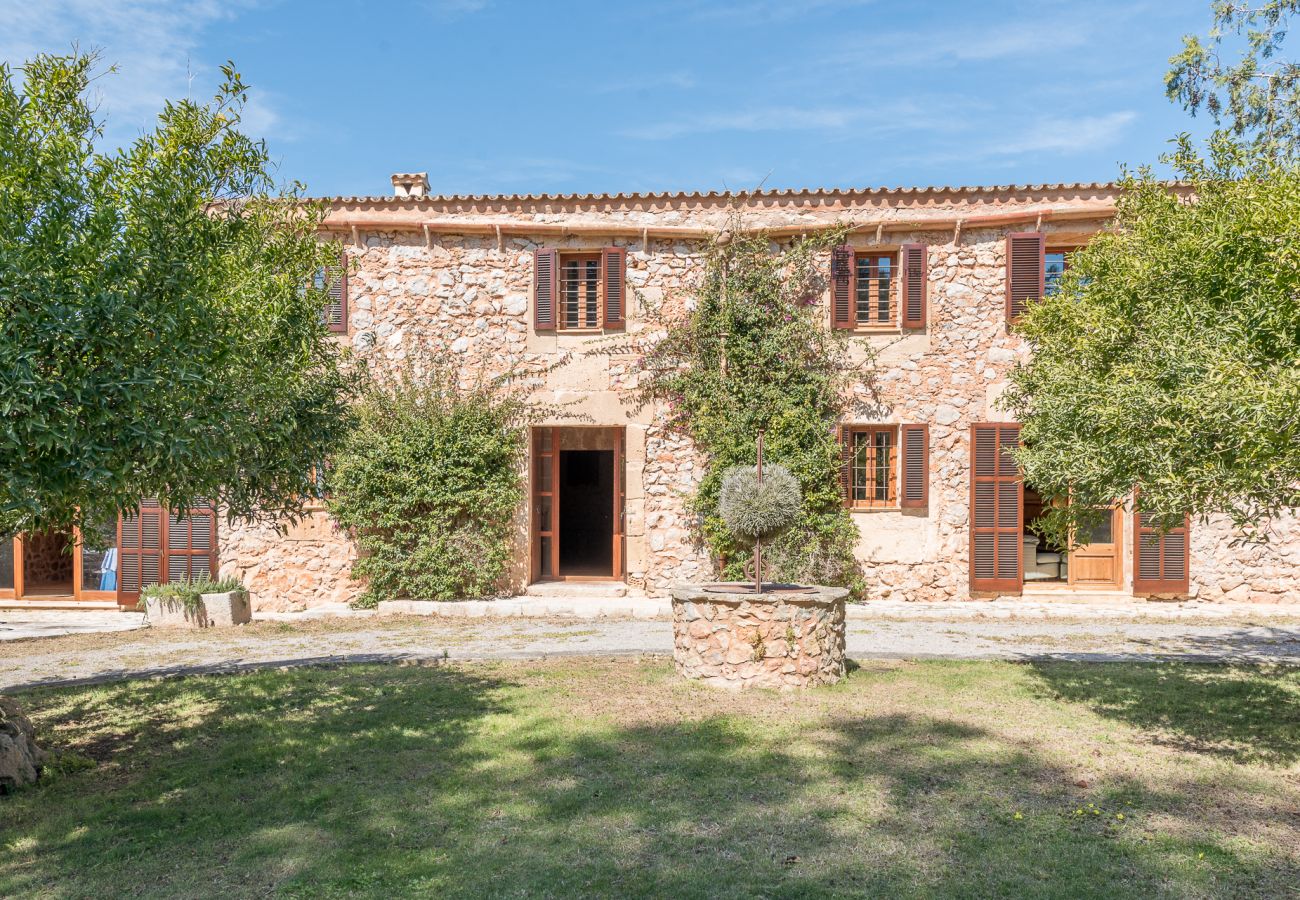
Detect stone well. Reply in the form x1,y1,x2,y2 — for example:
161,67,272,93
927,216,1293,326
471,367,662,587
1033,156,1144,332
670,584,848,690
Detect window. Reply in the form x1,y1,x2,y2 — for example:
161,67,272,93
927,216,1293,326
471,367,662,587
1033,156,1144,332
1044,250,1068,295
853,253,896,327
848,425,898,508
559,253,603,330
313,255,347,333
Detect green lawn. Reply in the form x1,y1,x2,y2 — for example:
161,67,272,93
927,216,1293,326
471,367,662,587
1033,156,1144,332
3,658,1298,898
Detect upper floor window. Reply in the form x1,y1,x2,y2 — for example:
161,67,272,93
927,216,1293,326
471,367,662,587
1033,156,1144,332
1044,250,1069,295
560,253,604,330
854,253,896,327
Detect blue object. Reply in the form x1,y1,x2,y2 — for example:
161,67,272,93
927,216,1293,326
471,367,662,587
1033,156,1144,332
98,547,117,592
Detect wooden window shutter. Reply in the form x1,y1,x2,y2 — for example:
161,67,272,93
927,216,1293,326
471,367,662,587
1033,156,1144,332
899,424,929,508
603,246,627,327
1132,506,1191,595
838,426,853,507
167,504,219,583
1006,233,1044,324
901,244,928,329
116,499,163,608
534,248,558,330
969,424,1022,594
324,253,348,333
831,245,854,329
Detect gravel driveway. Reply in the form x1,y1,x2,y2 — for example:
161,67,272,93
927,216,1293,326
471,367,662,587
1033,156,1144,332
3,608,1298,691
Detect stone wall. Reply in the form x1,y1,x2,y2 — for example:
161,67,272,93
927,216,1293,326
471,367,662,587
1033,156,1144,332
220,184,1299,609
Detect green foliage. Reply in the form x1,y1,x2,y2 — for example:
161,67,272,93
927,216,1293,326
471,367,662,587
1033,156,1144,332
1002,136,1300,546
1167,1,1300,156
718,464,801,540
327,358,530,607
142,576,246,611
0,52,356,539
633,224,865,593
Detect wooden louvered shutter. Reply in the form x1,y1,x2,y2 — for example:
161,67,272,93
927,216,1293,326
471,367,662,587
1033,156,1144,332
534,248,558,330
838,426,853,507
167,505,218,583
901,244,928,329
1006,233,1044,324
969,424,1023,594
1132,508,1190,595
831,245,854,329
116,499,163,607
899,424,929,509
603,246,626,327
323,253,347,333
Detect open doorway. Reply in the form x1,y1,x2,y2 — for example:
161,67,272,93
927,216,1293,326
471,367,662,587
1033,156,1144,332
531,427,625,582
21,529,75,597
1022,484,1122,589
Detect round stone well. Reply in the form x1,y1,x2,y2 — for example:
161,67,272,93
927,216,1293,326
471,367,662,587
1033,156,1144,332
670,584,848,690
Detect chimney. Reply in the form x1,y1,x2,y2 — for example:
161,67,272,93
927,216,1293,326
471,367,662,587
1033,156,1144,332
390,172,430,198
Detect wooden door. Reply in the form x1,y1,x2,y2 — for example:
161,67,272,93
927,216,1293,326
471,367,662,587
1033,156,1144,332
0,537,16,600
1069,507,1122,588
612,429,625,579
531,427,560,582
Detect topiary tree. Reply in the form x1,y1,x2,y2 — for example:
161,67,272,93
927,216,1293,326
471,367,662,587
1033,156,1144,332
718,458,801,593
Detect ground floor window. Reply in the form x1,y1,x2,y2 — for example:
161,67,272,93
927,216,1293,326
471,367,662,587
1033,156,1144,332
847,426,898,509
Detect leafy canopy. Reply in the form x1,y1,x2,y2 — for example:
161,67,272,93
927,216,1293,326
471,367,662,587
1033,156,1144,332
633,224,865,592
1168,1,1300,156
326,359,530,607
1003,136,1300,544
0,53,355,537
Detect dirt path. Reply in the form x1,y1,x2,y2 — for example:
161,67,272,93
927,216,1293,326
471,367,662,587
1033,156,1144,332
3,610,1299,691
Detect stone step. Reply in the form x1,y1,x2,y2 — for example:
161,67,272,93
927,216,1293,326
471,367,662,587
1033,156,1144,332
522,580,631,599
0,599,121,611
1019,589,1136,605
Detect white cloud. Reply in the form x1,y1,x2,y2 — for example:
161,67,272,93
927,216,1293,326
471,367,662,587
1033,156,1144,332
426,0,489,20
0,0,278,144
1015,111,1138,154
592,70,696,94
624,105,869,140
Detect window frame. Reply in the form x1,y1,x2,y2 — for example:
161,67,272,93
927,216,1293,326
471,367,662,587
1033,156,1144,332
556,251,605,332
846,424,900,509
1043,245,1078,296
850,250,899,330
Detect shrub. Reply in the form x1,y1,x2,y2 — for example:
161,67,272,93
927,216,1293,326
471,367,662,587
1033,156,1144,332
718,464,801,540
629,221,867,595
327,358,531,607
141,576,245,611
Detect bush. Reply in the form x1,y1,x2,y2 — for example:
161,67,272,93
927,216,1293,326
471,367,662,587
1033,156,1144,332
718,464,801,540
327,359,530,607
630,222,867,595
141,576,245,611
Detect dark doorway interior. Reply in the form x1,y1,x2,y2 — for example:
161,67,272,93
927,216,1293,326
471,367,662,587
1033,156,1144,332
559,450,613,576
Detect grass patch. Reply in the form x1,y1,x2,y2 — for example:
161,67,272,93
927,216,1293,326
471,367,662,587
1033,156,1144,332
2,659,1298,898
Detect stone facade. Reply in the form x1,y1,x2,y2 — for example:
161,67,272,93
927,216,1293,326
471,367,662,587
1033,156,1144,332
671,586,848,690
216,180,1300,610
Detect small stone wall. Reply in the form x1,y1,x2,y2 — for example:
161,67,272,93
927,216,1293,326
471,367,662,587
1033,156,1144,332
671,585,848,690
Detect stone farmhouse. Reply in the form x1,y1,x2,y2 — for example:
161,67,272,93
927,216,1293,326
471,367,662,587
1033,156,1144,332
3,173,1297,612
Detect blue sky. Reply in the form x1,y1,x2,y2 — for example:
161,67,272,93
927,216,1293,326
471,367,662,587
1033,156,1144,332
0,0,1216,197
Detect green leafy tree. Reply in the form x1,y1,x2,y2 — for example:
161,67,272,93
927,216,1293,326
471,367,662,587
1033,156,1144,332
1003,136,1300,544
1168,1,1300,156
0,53,356,538
633,225,865,593
326,359,531,606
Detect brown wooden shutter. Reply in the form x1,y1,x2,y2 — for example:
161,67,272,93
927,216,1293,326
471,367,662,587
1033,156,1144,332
838,426,853,507
831,245,854,329
901,243,928,329
534,248,558,330
1006,233,1044,324
603,246,626,328
900,424,929,508
116,499,163,607
970,424,1023,594
324,253,347,333
166,505,218,582
1132,507,1191,595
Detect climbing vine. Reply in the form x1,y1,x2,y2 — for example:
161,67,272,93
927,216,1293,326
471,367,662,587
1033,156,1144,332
632,222,867,594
